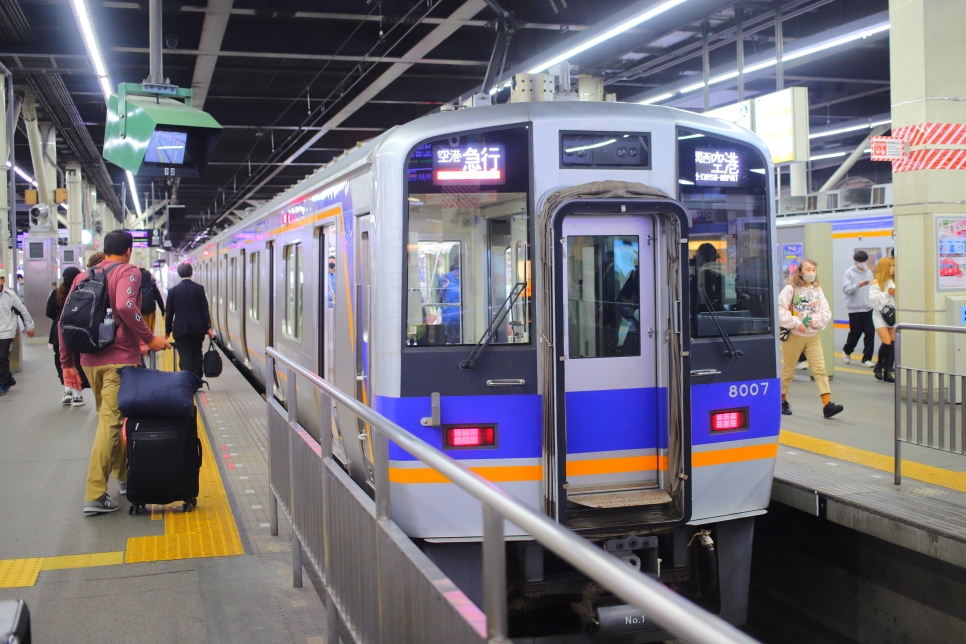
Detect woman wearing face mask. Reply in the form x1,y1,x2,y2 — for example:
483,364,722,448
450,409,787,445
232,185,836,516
869,257,897,382
778,259,844,418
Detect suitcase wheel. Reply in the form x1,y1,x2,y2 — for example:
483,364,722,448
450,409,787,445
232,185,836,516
130,504,145,515
182,498,197,513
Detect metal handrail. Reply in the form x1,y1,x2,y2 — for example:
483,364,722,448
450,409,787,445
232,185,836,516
894,323,966,485
266,347,759,644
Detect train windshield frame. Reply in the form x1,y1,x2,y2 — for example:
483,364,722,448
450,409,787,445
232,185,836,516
403,125,532,348
677,127,773,338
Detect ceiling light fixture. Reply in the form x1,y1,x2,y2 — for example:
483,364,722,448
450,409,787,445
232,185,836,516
810,118,892,140
809,151,849,161
528,0,690,74
69,0,113,103
126,170,142,218
640,91,675,105
6,161,37,187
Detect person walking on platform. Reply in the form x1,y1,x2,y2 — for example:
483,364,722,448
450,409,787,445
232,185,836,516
46,266,88,406
139,268,165,335
842,250,876,367
87,251,104,268
60,231,172,516
0,269,35,395
165,262,214,379
778,259,844,419
870,257,897,382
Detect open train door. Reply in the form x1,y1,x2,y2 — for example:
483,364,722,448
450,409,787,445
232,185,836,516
541,185,691,533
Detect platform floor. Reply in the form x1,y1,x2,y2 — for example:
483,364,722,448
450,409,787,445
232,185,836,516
776,353,966,567
0,342,327,644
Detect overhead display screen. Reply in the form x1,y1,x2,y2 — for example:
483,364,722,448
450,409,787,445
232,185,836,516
145,130,188,165
126,229,150,248
432,144,505,185
694,148,747,187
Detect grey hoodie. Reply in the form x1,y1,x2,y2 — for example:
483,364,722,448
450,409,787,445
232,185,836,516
842,265,873,313
0,285,34,340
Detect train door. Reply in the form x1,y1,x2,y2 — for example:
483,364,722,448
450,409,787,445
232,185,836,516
222,255,231,349
355,215,375,482
267,240,282,397
556,212,666,510
320,224,346,461
238,249,250,367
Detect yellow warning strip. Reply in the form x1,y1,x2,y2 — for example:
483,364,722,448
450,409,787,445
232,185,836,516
41,552,125,571
0,558,43,589
780,430,966,493
125,349,244,562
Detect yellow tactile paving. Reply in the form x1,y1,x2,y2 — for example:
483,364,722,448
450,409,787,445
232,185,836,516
40,552,125,571
0,558,43,588
780,430,966,493
125,349,245,563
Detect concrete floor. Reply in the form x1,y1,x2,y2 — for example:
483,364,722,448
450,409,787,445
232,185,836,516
782,355,966,472
0,343,327,644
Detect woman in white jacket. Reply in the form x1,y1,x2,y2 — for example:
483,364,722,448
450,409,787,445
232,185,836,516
778,260,844,418
869,257,896,382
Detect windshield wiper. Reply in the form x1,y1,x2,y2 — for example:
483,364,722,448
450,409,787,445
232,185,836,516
698,289,743,358
459,282,527,370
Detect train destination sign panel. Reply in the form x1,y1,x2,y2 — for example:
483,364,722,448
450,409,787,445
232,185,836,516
694,148,745,187
433,144,505,184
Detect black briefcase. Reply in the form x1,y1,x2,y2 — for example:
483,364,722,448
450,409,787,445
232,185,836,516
203,339,223,378
0,599,31,644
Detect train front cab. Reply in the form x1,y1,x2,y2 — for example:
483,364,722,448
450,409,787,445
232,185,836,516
387,108,780,641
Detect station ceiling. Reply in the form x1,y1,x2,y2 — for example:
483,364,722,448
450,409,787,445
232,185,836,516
2,0,890,249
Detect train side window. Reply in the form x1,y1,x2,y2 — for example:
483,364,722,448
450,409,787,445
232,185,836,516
249,252,260,321
229,257,237,311
283,243,303,338
404,125,531,347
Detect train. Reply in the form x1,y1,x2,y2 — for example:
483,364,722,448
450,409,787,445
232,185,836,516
174,101,781,641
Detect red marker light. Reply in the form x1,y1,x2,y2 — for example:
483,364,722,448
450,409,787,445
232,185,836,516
711,409,748,432
444,426,496,448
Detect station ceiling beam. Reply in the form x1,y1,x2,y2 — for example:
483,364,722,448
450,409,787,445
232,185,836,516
111,47,489,67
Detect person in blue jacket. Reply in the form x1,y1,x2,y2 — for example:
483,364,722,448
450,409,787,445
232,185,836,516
437,262,461,344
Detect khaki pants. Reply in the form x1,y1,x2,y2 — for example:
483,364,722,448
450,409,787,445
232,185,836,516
780,333,830,396
142,312,157,335
83,363,137,501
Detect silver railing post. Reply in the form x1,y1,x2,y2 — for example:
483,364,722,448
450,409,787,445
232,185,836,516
318,390,338,643
482,506,508,644
266,352,279,536
894,329,902,485
374,431,391,522
287,365,302,589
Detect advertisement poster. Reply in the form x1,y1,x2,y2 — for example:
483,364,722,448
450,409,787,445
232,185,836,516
937,217,966,289
782,243,804,281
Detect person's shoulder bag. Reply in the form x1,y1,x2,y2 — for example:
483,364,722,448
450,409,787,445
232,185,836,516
203,338,223,378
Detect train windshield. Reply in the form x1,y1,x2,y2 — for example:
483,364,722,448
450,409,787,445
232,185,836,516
405,126,531,347
677,128,772,337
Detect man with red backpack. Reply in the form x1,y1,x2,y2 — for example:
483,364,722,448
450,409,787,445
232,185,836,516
60,231,172,516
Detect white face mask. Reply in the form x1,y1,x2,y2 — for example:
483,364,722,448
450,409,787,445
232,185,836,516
802,272,816,283
856,262,867,270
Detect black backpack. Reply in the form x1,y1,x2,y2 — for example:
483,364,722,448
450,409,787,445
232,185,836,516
60,263,121,353
140,281,156,314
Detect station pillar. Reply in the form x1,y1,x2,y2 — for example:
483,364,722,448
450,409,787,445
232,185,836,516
890,0,966,371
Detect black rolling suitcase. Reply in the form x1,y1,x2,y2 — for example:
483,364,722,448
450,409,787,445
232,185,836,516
0,599,30,644
125,410,202,514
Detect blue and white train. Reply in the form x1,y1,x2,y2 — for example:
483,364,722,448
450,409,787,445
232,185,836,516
179,101,780,641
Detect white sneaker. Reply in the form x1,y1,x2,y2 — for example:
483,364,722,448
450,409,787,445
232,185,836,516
862,360,875,368
796,361,809,370
72,396,85,407
62,391,73,404
842,354,852,365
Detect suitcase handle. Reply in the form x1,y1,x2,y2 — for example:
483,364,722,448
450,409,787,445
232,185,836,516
197,438,203,468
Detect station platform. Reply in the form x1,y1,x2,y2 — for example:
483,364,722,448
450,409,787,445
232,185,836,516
0,342,328,644
775,353,966,569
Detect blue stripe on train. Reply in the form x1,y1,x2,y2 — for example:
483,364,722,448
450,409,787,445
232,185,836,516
375,395,543,462
690,379,781,446
565,388,665,454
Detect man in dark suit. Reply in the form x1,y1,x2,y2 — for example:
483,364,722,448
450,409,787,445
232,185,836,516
165,262,214,378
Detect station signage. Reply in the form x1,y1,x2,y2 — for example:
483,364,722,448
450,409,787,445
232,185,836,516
433,144,505,185
753,87,810,165
870,136,907,161
125,229,161,248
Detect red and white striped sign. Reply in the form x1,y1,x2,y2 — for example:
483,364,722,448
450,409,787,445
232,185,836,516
887,123,966,172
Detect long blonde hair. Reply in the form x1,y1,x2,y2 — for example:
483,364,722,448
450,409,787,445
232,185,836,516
873,256,894,291
788,258,821,288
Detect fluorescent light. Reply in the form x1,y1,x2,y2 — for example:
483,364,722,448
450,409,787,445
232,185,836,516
126,170,142,218
870,119,892,127
6,161,38,187
69,0,113,103
810,151,849,161
640,92,674,105
565,138,617,153
750,168,766,174
677,133,704,140
527,0,690,74
810,123,869,139
782,24,891,64
680,81,706,94
678,178,695,185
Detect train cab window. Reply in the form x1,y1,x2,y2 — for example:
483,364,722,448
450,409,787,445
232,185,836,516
229,257,237,311
404,126,531,346
677,129,772,337
567,235,641,358
249,252,260,321
283,243,303,338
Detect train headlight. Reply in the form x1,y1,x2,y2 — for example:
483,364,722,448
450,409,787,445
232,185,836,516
443,425,497,449
710,409,748,432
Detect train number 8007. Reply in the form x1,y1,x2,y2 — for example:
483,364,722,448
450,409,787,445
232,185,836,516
728,382,769,398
